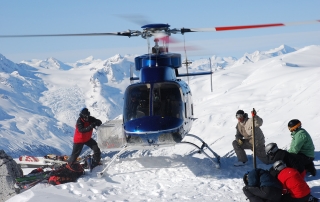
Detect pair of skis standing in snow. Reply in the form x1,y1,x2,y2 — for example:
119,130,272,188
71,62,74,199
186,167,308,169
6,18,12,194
234,109,318,201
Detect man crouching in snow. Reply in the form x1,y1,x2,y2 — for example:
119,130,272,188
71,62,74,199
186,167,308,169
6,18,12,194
233,109,270,166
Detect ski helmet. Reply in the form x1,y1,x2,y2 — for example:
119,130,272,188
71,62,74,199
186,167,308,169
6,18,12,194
273,160,286,171
288,119,301,132
79,108,90,119
265,143,278,156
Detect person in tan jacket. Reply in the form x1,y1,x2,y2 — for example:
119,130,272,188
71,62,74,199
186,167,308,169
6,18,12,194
233,109,270,166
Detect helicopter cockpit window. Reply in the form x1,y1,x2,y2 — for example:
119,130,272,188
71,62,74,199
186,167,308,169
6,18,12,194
124,83,183,122
152,83,183,119
124,85,150,122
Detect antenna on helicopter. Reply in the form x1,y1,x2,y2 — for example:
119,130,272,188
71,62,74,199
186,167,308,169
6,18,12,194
182,34,192,84
182,59,192,84
209,58,213,92
130,64,134,84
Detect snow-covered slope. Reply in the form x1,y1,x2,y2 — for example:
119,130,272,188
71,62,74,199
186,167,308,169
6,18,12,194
0,54,73,156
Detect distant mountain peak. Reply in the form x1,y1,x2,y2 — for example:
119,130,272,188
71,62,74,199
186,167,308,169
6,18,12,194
235,44,297,65
266,44,296,55
109,54,122,62
78,56,95,63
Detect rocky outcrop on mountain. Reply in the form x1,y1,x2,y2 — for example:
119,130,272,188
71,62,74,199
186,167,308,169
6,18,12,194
0,150,23,201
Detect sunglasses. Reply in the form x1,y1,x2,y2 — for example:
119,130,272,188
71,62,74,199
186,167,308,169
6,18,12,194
236,114,243,118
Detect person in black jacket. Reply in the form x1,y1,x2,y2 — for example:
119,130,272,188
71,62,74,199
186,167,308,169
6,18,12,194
68,108,102,167
242,168,282,202
265,143,306,178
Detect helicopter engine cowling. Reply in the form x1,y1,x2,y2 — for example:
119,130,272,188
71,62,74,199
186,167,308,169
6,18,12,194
134,53,181,71
140,66,176,83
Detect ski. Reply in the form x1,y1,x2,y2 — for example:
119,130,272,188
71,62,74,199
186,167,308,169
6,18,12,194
14,171,52,193
17,159,67,168
15,171,51,183
16,154,82,168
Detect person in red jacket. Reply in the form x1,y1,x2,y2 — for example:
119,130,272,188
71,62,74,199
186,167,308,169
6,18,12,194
68,108,102,167
272,160,318,202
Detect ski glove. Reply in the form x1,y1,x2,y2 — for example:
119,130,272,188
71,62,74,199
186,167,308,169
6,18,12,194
95,120,102,127
237,139,243,146
251,109,256,117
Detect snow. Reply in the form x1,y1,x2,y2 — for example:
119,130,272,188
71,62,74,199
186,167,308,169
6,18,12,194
1,44,320,201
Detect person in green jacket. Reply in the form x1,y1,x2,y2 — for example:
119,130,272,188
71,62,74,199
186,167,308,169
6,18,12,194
287,119,316,176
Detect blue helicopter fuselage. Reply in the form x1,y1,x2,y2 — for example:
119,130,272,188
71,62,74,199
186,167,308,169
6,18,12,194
123,53,194,146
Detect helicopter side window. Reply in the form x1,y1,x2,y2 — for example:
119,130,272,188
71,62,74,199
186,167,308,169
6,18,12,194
124,85,150,122
153,83,183,119
167,91,182,119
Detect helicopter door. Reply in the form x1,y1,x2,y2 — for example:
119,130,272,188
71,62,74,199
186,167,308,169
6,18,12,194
152,83,183,119
123,84,150,122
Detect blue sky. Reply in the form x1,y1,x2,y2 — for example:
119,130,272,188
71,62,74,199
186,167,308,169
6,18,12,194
1,0,319,63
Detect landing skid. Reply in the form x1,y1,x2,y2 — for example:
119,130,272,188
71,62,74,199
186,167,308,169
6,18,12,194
97,134,220,178
181,134,221,169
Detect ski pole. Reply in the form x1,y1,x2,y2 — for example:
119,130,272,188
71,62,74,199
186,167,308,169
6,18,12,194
252,108,256,169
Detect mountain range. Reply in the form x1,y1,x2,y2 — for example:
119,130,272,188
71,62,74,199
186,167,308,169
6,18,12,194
0,44,314,158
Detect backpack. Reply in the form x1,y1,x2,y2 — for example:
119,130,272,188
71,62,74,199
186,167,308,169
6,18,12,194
48,162,84,185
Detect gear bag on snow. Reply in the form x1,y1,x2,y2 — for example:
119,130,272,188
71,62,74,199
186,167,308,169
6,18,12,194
48,162,84,185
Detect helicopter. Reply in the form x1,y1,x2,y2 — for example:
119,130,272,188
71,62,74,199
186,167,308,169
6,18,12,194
1,20,319,177
96,23,222,177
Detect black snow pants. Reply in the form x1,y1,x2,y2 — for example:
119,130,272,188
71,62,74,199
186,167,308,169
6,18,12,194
281,193,311,202
243,186,282,202
68,138,101,164
297,153,316,176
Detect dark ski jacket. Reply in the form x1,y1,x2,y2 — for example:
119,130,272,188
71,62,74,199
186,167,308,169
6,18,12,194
73,116,102,143
244,168,282,202
277,167,310,199
288,128,315,158
269,149,305,173
247,168,282,189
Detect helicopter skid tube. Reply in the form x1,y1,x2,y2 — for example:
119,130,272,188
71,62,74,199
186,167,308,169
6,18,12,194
97,144,128,178
185,134,221,162
179,141,220,169
97,136,220,178
97,143,177,178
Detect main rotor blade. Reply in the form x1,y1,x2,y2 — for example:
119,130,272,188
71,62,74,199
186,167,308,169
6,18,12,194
181,20,320,33
0,32,139,38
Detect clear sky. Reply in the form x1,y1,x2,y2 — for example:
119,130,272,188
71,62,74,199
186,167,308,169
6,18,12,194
1,0,319,63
